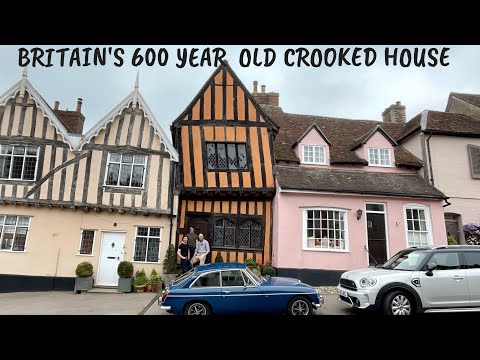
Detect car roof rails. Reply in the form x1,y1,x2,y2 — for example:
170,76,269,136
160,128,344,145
432,245,480,250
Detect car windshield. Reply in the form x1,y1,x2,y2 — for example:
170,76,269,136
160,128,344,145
171,268,195,286
382,250,429,271
245,267,262,284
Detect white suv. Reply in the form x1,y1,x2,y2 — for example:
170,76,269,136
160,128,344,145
337,245,480,315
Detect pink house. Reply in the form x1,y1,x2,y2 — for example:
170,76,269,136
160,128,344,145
254,98,448,285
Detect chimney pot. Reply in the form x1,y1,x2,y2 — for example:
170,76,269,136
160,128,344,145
253,81,258,93
261,85,266,93
54,101,60,110
382,101,406,124
76,98,83,113
396,101,401,106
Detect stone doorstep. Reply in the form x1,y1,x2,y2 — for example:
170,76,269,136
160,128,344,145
87,288,120,294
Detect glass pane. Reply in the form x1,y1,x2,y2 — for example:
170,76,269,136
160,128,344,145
313,210,320,219
419,210,425,220
251,222,262,249
407,232,414,246
406,208,412,219
224,226,235,247
5,217,16,226
119,164,132,186
137,227,148,236
131,165,144,187
227,144,238,170
214,226,224,246
26,146,38,156
221,270,245,287
146,238,160,262
134,155,146,164
0,156,11,178
134,237,147,262
1,232,14,250
237,144,247,169
366,204,384,212
192,272,220,287
11,157,23,179
465,253,480,269
106,163,120,185
207,143,216,170
80,230,94,255
239,222,250,248
23,157,37,180
1,145,13,155
0,216,4,226
13,146,25,155
122,154,133,163
109,153,121,162
217,144,226,169
149,227,160,237
420,220,427,232
17,217,30,226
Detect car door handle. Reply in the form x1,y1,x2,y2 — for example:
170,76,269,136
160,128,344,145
453,276,464,280
223,291,231,294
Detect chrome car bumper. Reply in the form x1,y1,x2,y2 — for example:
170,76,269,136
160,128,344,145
313,295,324,309
337,286,372,309
160,305,171,311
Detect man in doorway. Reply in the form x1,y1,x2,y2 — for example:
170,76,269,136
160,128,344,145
177,236,192,274
191,233,210,266
186,226,198,261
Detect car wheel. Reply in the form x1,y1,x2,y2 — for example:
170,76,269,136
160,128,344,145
288,296,313,315
383,290,413,316
183,301,211,315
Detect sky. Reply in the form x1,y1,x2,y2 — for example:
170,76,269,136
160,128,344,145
1,45,480,140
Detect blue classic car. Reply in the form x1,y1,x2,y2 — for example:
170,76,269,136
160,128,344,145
158,262,324,315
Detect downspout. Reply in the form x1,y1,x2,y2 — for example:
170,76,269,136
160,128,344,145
426,132,434,186
168,127,179,247
443,198,451,208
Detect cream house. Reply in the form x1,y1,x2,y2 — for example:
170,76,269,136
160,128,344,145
399,94,480,243
0,70,178,292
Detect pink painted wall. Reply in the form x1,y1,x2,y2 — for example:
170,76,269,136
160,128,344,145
294,128,415,174
272,190,447,271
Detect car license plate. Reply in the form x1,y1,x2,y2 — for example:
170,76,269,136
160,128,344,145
338,288,348,297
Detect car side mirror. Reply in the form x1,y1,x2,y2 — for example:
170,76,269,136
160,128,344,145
426,262,437,276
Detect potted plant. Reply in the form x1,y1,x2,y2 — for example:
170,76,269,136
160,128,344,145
215,253,224,263
117,261,134,293
261,265,276,277
145,278,153,292
150,268,161,292
162,243,178,287
74,261,94,293
244,258,262,277
134,269,147,293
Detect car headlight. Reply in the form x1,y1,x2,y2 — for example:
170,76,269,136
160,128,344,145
359,278,377,288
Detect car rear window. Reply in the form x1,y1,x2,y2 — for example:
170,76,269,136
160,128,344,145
191,272,221,287
465,252,480,269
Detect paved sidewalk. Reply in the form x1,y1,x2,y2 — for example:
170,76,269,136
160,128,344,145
0,291,157,315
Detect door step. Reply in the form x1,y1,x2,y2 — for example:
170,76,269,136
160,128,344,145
425,307,480,313
88,287,119,294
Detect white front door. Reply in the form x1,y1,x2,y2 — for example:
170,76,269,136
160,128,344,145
97,232,126,287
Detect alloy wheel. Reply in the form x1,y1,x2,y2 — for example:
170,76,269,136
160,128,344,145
291,299,310,315
391,294,411,315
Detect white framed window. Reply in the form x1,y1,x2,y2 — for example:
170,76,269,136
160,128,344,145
104,153,147,188
133,227,161,263
78,230,96,256
302,145,326,165
303,208,349,251
404,205,432,247
0,215,30,252
368,148,391,167
0,145,39,181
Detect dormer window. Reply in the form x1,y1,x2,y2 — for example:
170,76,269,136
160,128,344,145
302,145,326,165
368,148,391,167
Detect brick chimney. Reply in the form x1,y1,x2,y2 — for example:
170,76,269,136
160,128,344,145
382,101,406,123
53,98,85,134
251,81,280,107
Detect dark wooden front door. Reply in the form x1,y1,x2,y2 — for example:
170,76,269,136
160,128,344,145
185,214,212,263
367,212,387,265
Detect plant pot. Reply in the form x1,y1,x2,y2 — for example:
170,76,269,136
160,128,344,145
162,274,177,288
145,283,153,292
152,283,160,293
134,285,146,293
74,276,93,293
118,277,133,293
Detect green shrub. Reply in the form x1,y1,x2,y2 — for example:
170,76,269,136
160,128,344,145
215,253,224,263
262,265,276,276
151,268,160,283
447,235,457,245
162,244,178,274
138,268,146,278
245,258,260,272
75,261,93,277
133,276,147,286
117,261,134,278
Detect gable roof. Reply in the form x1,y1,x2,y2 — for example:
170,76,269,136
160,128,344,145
0,78,77,150
448,92,480,109
398,110,480,141
277,166,447,199
261,105,422,168
293,122,331,147
350,125,398,150
78,89,179,161
171,61,279,132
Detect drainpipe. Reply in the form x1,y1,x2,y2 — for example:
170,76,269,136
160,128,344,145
168,159,176,246
443,198,451,208
426,132,434,186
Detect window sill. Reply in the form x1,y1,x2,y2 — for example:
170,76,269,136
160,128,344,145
303,248,350,253
103,186,144,195
300,162,328,166
0,250,27,253
132,260,160,264
0,179,36,185
367,164,394,168
76,254,95,257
